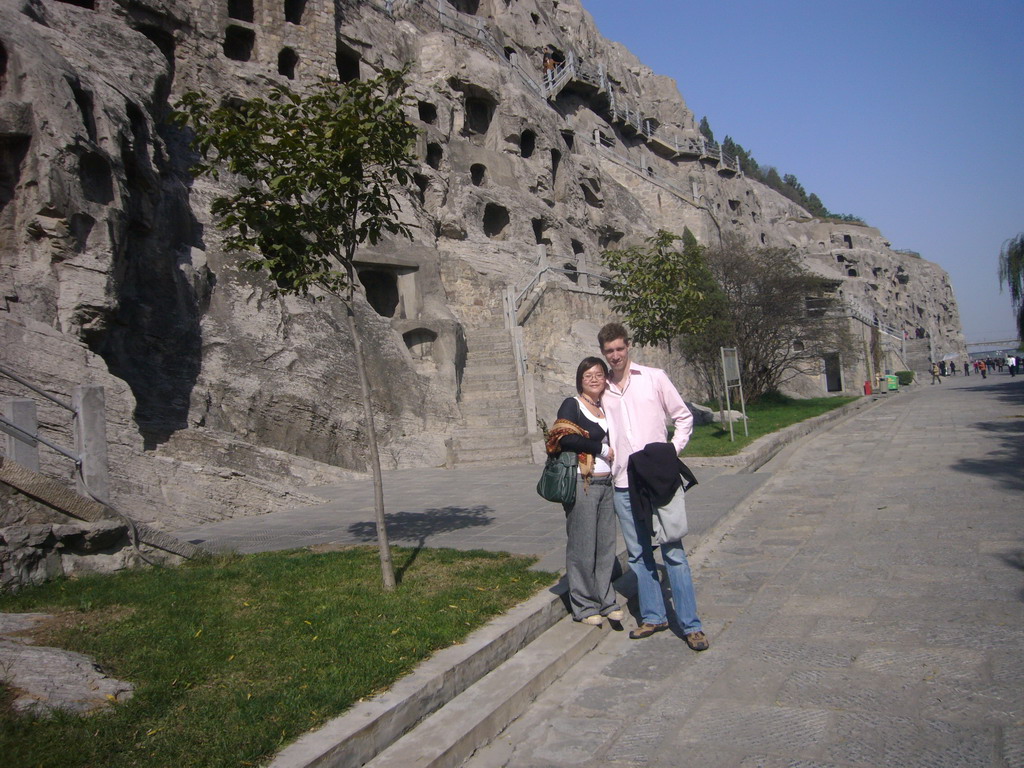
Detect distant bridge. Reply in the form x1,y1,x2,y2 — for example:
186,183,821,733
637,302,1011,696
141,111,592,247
965,339,1020,349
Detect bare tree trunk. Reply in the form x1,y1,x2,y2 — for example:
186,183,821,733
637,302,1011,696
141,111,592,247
345,301,397,591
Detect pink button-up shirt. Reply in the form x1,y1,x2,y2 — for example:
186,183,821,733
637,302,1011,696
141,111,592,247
603,362,693,488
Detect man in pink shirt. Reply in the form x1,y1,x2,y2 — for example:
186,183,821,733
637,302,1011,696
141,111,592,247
599,322,708,651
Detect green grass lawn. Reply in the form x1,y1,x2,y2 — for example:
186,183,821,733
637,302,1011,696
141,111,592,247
683,393,860,457
0,547,555,768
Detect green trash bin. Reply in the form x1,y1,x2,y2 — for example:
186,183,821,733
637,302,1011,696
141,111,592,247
886,374,899,392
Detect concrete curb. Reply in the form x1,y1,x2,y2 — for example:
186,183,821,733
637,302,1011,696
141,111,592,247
268,394,889,768
269,582,572,768
687,393,889,474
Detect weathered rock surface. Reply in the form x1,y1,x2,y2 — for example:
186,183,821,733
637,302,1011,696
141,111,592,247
0,612,134,715
0,0,966,585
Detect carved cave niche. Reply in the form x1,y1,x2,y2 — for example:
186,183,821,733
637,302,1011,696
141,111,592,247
563,262,579,284
228,0,254,22
278,47,298,79
847,268,858,278
224,25,255,62
470,163,486,186
79,151,114,205
560,130,574,151
0,135,31,216
412,173,429,206
403,328,438,363
359,269,400,318
449,0,480,14
550,148,561,182
520,129,536,158
68,79,98,144
417,101,437,124
0,40,7,94
336,41,360,82
425,143,443,170
843,234,853,249
463,93,496,136
580,178,602,208
55,0,95,8
482,203,509,239
284,0,306,24
531,218,550,245
597,228,622,250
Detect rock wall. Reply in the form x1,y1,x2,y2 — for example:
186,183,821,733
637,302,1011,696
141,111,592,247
0,0,965,545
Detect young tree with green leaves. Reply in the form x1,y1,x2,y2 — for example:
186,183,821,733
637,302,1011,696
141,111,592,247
174,69,419,590
998,233,1024,341
601,230,717,349
696,234,854,401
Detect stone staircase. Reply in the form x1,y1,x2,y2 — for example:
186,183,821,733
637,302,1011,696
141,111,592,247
451,327,535,466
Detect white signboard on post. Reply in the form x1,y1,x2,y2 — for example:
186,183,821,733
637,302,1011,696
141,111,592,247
720,347,749,441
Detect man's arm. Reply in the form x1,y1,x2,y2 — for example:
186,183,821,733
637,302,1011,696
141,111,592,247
656,370,693,453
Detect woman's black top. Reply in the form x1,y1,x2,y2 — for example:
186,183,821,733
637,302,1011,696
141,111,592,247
556,397,607,457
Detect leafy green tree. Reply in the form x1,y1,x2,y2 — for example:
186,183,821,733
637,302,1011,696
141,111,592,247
805,192,829,218
601,230,716,349
174,69,418,590
998,233,1024,340
695,234,854,401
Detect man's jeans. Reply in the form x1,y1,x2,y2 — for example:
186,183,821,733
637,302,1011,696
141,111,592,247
614,488,703,633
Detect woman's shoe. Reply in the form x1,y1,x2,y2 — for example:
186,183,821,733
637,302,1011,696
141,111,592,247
605,609,625,621
580,614,603,626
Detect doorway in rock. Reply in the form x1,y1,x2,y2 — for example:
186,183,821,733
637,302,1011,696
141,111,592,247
823,353,844,393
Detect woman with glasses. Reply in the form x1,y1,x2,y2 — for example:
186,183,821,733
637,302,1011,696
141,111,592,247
544,357,623,626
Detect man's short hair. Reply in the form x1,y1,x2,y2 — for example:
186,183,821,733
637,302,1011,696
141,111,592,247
598,322,629,350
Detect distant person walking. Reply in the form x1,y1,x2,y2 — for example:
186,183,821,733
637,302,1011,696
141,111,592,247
930,362,942,385
979,360,988,379
964,360,970,376
1008,355,1018,377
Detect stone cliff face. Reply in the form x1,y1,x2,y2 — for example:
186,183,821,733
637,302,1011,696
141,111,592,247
0,0,964,537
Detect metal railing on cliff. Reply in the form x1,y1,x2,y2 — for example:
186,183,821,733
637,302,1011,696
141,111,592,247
0,364,202,560
365,0,738,172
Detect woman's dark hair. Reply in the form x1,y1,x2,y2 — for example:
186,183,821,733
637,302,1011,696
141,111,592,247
575,356,608,393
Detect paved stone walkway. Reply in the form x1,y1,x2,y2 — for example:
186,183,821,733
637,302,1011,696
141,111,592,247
463,374,1024,768
174,454,763,574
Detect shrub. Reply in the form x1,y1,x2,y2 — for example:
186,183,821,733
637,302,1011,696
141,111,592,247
895,370,915,386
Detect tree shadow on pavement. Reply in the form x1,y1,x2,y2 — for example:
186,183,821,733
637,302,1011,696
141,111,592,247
346,506,494,544
950,380,1024,492
951,418,1024,492
347,507,495,584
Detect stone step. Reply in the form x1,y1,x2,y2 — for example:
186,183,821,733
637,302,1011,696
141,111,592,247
458,414,528,429
454,423,528,440
460,384,520,398
452,443,534,466
465,349,514,363
461,372,518,386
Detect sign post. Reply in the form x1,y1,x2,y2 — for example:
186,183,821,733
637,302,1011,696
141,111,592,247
720,347,748,441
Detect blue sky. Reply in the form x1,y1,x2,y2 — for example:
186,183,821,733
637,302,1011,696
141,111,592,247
580,0,1023,345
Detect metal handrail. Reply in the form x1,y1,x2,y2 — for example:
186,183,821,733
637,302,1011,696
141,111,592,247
0,415,79,464
0,363,74,412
